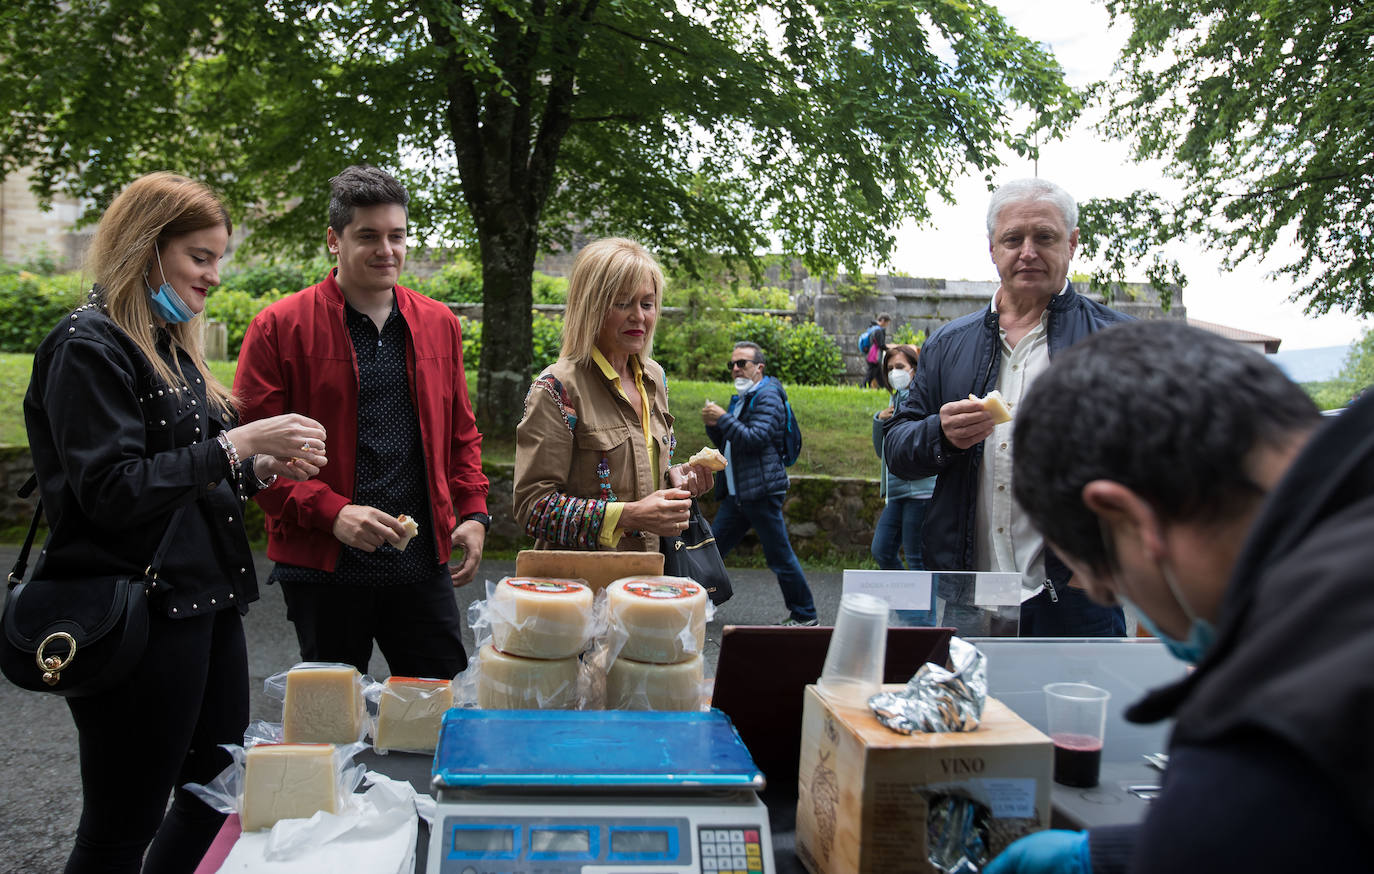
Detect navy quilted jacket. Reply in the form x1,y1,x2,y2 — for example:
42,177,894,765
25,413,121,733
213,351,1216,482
706,376,790,501
882,284,1131,578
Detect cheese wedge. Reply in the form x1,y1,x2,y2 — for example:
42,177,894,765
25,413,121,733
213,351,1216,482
282,665,365,744
374,677,453,753
241,744,339,831
687,446,728,471
514,549,664,593
396,514,420,552
969,390,1013,425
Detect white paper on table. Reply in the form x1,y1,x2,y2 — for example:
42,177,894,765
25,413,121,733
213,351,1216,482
218,771,425,874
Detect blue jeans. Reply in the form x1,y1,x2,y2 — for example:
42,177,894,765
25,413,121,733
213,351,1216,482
712,493,817,622
1019,582,1127,637
872,497,935,626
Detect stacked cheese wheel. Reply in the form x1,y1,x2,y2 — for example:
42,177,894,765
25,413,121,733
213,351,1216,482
605,576,707,711
477,577,593,709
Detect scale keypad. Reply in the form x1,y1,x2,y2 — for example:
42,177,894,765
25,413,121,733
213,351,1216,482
697,826,763,873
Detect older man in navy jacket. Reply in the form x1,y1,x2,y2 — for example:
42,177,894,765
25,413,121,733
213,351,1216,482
884,178,1130,636
703,341,818,626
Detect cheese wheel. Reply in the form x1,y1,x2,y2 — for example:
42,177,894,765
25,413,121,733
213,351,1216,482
606,654,705,711
968,390,1013,425
476,645,580,710
374,677,453,753
396,514,420,552
241,744,339,831
489,577,595,659
283,665,365,744
606,576,707,665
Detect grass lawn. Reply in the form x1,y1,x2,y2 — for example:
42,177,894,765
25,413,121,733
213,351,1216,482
1,353,894,480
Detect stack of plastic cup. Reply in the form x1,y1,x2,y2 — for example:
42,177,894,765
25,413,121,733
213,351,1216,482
818,592,889,707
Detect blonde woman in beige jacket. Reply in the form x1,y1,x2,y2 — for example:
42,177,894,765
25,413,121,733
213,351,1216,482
514,238,714,551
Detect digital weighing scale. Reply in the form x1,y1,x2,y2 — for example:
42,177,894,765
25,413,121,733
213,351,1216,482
426,709,773,874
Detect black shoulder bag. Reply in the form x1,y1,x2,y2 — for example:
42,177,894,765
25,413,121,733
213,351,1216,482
660,498,733,606
2,485,186,697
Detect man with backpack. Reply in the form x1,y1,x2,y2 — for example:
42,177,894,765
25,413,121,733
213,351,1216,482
860,313,891,388
702,341,818,626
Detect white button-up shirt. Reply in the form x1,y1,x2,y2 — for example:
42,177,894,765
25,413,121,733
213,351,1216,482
975,284,1062,600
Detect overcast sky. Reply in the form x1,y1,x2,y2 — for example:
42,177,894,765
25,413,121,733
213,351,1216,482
883,0,1370,351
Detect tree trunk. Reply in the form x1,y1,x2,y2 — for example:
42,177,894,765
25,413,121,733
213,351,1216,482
475,221,539,436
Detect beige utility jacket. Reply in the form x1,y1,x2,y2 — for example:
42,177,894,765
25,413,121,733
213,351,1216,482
514,354,676,551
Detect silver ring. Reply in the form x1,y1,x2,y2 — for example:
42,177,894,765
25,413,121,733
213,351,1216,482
300,442,312,452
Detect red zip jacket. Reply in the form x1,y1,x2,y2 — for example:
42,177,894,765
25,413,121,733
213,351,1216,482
233,270,488,571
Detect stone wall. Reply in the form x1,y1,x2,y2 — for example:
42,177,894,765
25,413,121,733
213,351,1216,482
0,169,89,267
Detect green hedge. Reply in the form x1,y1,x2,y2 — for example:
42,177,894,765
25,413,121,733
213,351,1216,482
0,269,86,353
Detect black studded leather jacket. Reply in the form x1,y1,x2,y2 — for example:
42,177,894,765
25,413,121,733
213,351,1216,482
22,296,263,618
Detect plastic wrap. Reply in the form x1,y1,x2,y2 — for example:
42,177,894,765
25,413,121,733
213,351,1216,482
605,576,712,665
265,662,372,745
604,653,709,711
185,740,368,828
924,793,992,874
369,676,453,754
456,582,610,710
869,637,988,734
484,577,596,659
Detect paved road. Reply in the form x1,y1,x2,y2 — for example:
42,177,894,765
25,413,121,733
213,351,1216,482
0,546,848,873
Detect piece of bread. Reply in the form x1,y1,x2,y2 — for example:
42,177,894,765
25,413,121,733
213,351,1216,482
396,514,420,552
968,390,1013,425
687,446,728,471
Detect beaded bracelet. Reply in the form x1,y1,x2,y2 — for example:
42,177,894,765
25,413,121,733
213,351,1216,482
216,432,243,490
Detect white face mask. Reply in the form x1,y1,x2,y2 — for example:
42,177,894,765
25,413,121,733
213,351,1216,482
888,368,912,392
733,377,754,393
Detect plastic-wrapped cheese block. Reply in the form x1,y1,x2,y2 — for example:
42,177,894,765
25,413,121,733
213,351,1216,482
490,577,595,659
240,744,339,831
476,645,580,710
283,665,365,744
606,576,707,664
606,654,705,711
374,677,453,753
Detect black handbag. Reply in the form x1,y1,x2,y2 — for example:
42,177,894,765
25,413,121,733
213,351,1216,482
660,498,733,606
2,488,186,698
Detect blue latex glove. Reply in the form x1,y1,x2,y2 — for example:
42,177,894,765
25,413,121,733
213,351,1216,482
985,830,1091,874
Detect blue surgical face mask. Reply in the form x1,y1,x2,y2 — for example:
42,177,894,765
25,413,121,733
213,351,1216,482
1100,522,1216,664
145,245,195,324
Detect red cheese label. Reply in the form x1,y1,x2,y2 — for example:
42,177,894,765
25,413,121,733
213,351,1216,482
507,578,587,595
623,579,702,600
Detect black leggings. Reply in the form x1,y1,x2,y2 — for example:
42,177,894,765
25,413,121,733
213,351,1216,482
64,606,247,874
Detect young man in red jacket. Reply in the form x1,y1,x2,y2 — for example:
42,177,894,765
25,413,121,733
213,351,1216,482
235,165,489,677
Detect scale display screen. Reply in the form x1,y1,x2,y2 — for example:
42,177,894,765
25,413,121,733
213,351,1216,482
610,829,670,854
450,827,514,853
532,829,591,853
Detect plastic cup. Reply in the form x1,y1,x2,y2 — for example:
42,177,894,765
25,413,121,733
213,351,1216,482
818,592,889,707
1043,682,1111,788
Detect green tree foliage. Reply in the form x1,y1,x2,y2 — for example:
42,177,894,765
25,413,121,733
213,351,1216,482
1079,1,1374,314
728,313,843,386
203,289,286,357
0,0,1076,430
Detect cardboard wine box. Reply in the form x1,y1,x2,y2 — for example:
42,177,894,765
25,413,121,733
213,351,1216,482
796,685,1052,874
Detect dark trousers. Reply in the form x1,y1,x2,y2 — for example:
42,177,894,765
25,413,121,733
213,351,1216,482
872,497,935,625
278,565,467,677
64,607,247,874
711,493,817,622
1019,582,1127,637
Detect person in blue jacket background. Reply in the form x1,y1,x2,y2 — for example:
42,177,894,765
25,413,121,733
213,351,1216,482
872,343,938,624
